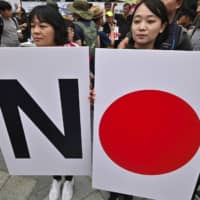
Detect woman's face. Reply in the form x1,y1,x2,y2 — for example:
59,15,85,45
67,27,74,42
131,3,165,49
15,7,22,19
31,16,56,47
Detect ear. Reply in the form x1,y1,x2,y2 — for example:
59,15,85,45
176,0,183,10
159,22,167,34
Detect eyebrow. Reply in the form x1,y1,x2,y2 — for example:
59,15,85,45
134,14,157,18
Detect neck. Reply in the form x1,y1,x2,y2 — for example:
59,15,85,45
134,42,154,49
168,13,176,24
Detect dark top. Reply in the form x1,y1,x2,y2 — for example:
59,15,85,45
98,31,111,48
115,14,132,41
74,20,91,43
103,22,111,35
160,21,192,50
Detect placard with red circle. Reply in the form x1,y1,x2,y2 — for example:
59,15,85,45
93,49,200,200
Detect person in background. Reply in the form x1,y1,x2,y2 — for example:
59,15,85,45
176,8,195,30
64,19,79,47
113,3,132,47
103,10,119,47
29,6,75,200
118,0,192,50
190,0,200,50
90,5,114,48
0,0,20,47
46,0,59,10
67,0,97,87
67,0,97,47
103,2,117,23
15,6,30,42
103,1,112,21
104,1,112,13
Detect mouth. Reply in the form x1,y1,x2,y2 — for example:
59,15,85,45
135,34,148,40
136,34,147,38
33,38,42,42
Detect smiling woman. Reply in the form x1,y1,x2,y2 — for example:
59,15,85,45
129,0,169,49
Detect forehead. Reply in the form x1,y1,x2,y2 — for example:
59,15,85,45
162,0,180,5
134,3,155,17
31,16,40,22
105,4,111,8
31,15,46,23
124,5,130,9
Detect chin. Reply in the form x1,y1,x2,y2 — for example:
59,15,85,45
35,42,45,47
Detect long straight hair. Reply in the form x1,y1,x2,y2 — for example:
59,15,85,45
132,0,169,49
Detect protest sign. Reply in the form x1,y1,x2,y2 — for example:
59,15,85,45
0,47,91,175
93,49,200,200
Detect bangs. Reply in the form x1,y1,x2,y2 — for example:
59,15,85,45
29,6,53,25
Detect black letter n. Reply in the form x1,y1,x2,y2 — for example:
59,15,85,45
0,80,82,159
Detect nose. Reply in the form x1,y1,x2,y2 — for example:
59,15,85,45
138,21,146,30
32,25,40,34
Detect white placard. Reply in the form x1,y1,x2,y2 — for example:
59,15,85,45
0,47,91,175
93,49,200,200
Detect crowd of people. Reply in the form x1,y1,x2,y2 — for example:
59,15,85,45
2,0,199,51
0,0,200,200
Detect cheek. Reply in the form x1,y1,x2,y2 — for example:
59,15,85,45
48,29,56,41
31,28,37,36
71,32,74,38
151,23,163,36
131,25,136,37
131,23,136,32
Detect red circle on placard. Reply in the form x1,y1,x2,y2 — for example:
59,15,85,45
99,90,200,175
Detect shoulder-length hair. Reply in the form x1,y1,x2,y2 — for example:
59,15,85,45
132,0,169,49
29,5,66,46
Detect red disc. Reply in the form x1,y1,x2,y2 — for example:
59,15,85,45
99,90,200,175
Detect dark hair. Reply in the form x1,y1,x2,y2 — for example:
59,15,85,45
104,2,112,7
15,7,27,22
0,1,12,11
132,0,169,49
65,19,74,29
29,5,66,46
88,3,93,9
17,7,26,14
123,3,131,9
65,19,75,43
177,8,195,21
